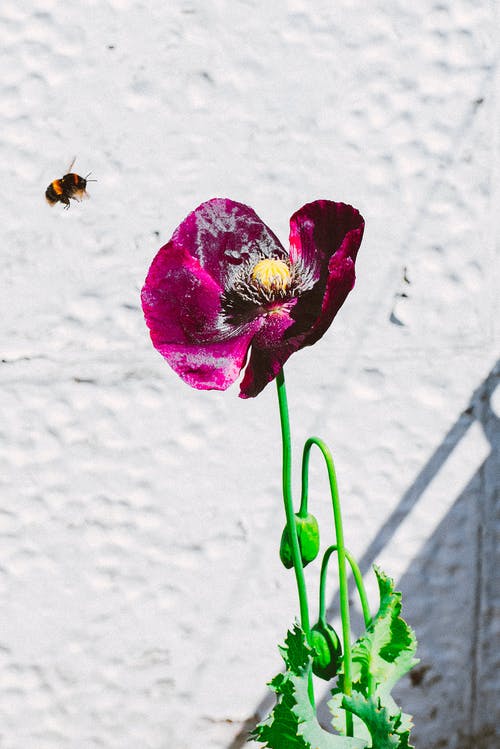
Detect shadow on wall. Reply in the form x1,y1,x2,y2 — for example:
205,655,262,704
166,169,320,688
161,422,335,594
228,360,499,749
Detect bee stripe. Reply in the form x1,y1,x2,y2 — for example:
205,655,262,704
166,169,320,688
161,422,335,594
52,180,63,195
72,173,79,185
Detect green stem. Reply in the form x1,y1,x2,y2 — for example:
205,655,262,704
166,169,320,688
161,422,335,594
319,545,372,630
276,370,314,706
276,370,311,636
301,437,353,736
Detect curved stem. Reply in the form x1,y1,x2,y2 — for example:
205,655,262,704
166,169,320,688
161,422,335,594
318,546,335,624
302,437,353,736
319,545,372,630
275,370,314,705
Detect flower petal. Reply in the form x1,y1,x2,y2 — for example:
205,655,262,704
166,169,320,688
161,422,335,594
302,246,358,347
142,239,263,390
171,198,285,286
239,202,365,397
142,240,223,345
289,200,364,272
156,334,258,391
285,200,364,345
239,341,300,398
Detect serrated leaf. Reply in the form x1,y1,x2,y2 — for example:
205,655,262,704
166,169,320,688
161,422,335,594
278,622,313,673
252,696,310,749
342,693,401,749
291,670,367,749
252,625,368,749
328,567,417,747
329,691,370,744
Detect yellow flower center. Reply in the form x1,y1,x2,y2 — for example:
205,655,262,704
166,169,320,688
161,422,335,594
251,258,291,292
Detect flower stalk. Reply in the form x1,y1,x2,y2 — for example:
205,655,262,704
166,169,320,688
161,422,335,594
276,370,315,707
276,370,311,636
302,437,353,736
318,546,372,631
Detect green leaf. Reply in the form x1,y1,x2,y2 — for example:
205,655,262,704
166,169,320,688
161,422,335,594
252,624,368,749
291,669,367,749
341,693,402,749
328,567,418,748
278,624,311,673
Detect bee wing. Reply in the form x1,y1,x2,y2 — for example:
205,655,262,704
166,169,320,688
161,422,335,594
73,188,90,201
67,156,77,172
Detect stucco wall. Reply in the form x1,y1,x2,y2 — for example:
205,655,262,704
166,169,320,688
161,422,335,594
1,1,498,748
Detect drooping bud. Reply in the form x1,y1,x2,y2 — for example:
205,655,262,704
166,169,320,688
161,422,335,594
279,513,320,569
310,620,342,680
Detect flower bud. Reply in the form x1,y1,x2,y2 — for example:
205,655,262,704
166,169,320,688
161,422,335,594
310,621,342,680
279,513,320,569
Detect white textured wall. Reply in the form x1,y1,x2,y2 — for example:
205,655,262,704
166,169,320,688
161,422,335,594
1,1,498,748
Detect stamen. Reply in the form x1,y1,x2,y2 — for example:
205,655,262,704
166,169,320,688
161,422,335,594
219,252,317,332
251,259,291,292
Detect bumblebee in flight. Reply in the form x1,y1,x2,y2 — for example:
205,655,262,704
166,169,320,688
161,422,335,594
45,159,96,209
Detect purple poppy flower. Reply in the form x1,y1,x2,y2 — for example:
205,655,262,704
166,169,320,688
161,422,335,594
141,198,364,398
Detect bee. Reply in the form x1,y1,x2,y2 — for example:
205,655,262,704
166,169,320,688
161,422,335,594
45,158,96,209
